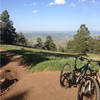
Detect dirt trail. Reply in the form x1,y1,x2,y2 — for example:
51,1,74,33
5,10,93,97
0,50,78,100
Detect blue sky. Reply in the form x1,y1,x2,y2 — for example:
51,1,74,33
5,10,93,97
0,0,100,31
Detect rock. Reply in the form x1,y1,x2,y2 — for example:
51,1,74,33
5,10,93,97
0,69,5,84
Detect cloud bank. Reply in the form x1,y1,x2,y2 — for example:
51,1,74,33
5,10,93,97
78,0,96,3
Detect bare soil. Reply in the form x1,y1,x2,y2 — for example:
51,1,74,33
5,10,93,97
0,50,78,100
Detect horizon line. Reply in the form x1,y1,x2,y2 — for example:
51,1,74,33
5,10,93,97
16,30,100,32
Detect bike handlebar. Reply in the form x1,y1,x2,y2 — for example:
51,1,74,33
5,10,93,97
79,56,100,66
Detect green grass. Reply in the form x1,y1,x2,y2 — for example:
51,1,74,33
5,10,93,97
0,44,100,72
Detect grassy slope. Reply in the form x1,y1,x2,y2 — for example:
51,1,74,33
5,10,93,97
0,44,100,71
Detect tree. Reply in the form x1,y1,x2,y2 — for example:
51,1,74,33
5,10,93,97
88,37,95,53
34,37,43,49
43,36,57,51
94,36,100,53
0,10,16,44
59,46,64,52
73,24,90,53
16,32,27,46
65,40,75,52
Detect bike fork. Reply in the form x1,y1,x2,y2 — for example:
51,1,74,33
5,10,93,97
88,81,92,94
82,79,86,94
82,80,92,94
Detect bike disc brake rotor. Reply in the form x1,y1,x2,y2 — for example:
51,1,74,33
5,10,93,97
60,72,71,88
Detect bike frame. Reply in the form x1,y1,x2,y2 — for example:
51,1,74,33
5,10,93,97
72,58,93,84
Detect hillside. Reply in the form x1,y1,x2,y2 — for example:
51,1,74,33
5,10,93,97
1,44,100,71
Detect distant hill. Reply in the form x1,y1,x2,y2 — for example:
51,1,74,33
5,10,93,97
23,31,100,46
24,31,74,43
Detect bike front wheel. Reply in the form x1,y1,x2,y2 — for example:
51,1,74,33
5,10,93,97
60,63,73,88
77,76,100,100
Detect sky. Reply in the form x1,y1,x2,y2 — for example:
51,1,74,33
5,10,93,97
0,0,100,31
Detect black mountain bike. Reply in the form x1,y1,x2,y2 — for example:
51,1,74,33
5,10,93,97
60,56,100,100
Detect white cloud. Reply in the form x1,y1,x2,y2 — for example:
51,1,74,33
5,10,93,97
24,2,36,6
70,2,76,7
33,10,38,14
55,0,66,4
78,0,96,3
49,2,55,6
49,0,96,6
49,0,66,6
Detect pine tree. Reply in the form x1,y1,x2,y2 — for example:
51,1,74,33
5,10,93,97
34,37,43,49
73,24,90,53
65,40,75,52
0,10,16,44
94,36,100,53
88,37,95,53
16,32,27,46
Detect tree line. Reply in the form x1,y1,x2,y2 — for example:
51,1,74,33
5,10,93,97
35,25,100,54
34,36,57,51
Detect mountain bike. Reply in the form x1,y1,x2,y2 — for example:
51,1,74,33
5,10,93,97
60,56,100,100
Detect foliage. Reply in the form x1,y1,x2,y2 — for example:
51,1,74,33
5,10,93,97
0,10,16,44
94,36,100,53
58,46,65,52
88,37,96,53
65,40,75,52
43,36,57,51
16,32,27,46
73,24,90,53
34,37,43,49
66,24,100,54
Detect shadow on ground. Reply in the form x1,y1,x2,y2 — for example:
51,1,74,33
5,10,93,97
0,50,20,68
7,50,50,67
4,90,28,100
6,49,84,68
0,51,12,68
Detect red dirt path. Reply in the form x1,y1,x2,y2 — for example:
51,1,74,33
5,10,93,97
0,50,78,100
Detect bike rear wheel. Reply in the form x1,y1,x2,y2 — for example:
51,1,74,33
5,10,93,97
78,76,100,100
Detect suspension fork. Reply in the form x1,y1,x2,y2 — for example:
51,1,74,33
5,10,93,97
89,80,92,94
82,78,86,93
76,74,81,83
82,78,92,94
